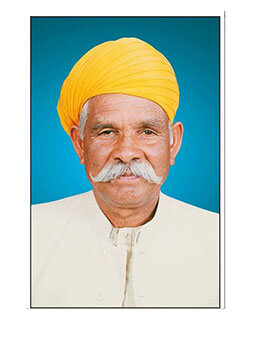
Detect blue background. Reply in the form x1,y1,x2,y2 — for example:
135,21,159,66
31,17,220,213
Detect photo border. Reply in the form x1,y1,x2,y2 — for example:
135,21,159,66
30,15,225,309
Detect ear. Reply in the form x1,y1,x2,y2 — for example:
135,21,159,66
70,125,85,164
169,121,183,166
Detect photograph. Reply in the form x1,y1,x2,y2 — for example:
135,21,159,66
31,16,220,308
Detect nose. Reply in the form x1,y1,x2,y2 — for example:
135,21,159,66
111,134,143,163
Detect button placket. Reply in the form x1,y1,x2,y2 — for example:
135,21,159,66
132,246,147,306
96,292,104,301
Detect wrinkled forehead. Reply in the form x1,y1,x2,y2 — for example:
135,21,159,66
87,94,169,126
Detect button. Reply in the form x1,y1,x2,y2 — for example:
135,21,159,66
120,231,128,238
138,294,147,298
96,292,104,300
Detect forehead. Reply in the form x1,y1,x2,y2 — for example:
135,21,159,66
87,94,169,125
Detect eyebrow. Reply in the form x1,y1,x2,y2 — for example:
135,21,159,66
140,120,165,128
91,123,115,131
90,119,165,131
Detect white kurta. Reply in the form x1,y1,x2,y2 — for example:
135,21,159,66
32,190,219,308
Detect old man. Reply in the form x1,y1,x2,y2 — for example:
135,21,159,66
32,38,219,308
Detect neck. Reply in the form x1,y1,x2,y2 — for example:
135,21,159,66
93,190,160,228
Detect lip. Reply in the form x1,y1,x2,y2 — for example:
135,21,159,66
116,175,140,181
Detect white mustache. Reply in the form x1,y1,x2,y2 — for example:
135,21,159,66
90,161,162,184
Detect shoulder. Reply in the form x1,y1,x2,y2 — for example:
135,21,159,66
31,191,96,231
160,192,219,226
31,191,94,243
32,190,94,217
31,190,95,247
158,192,219,247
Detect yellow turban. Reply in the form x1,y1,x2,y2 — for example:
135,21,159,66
57,37,179,136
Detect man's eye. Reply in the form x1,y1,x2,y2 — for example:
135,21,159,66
98,130,114,136
143,129,155,135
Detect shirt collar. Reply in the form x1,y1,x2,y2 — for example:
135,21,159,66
80,190,167,246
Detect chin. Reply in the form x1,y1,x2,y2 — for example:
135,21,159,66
104,183,158,208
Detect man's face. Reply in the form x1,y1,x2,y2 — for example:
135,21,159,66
81,94,173,208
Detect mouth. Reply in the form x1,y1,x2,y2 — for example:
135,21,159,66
116,170,140,181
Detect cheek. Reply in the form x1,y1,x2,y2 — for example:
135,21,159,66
83,140,113,169
145,142,170,172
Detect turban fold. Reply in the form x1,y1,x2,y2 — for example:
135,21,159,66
57,37,179,136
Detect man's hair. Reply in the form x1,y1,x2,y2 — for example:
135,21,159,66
79,99,173,145
79,99,91,140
